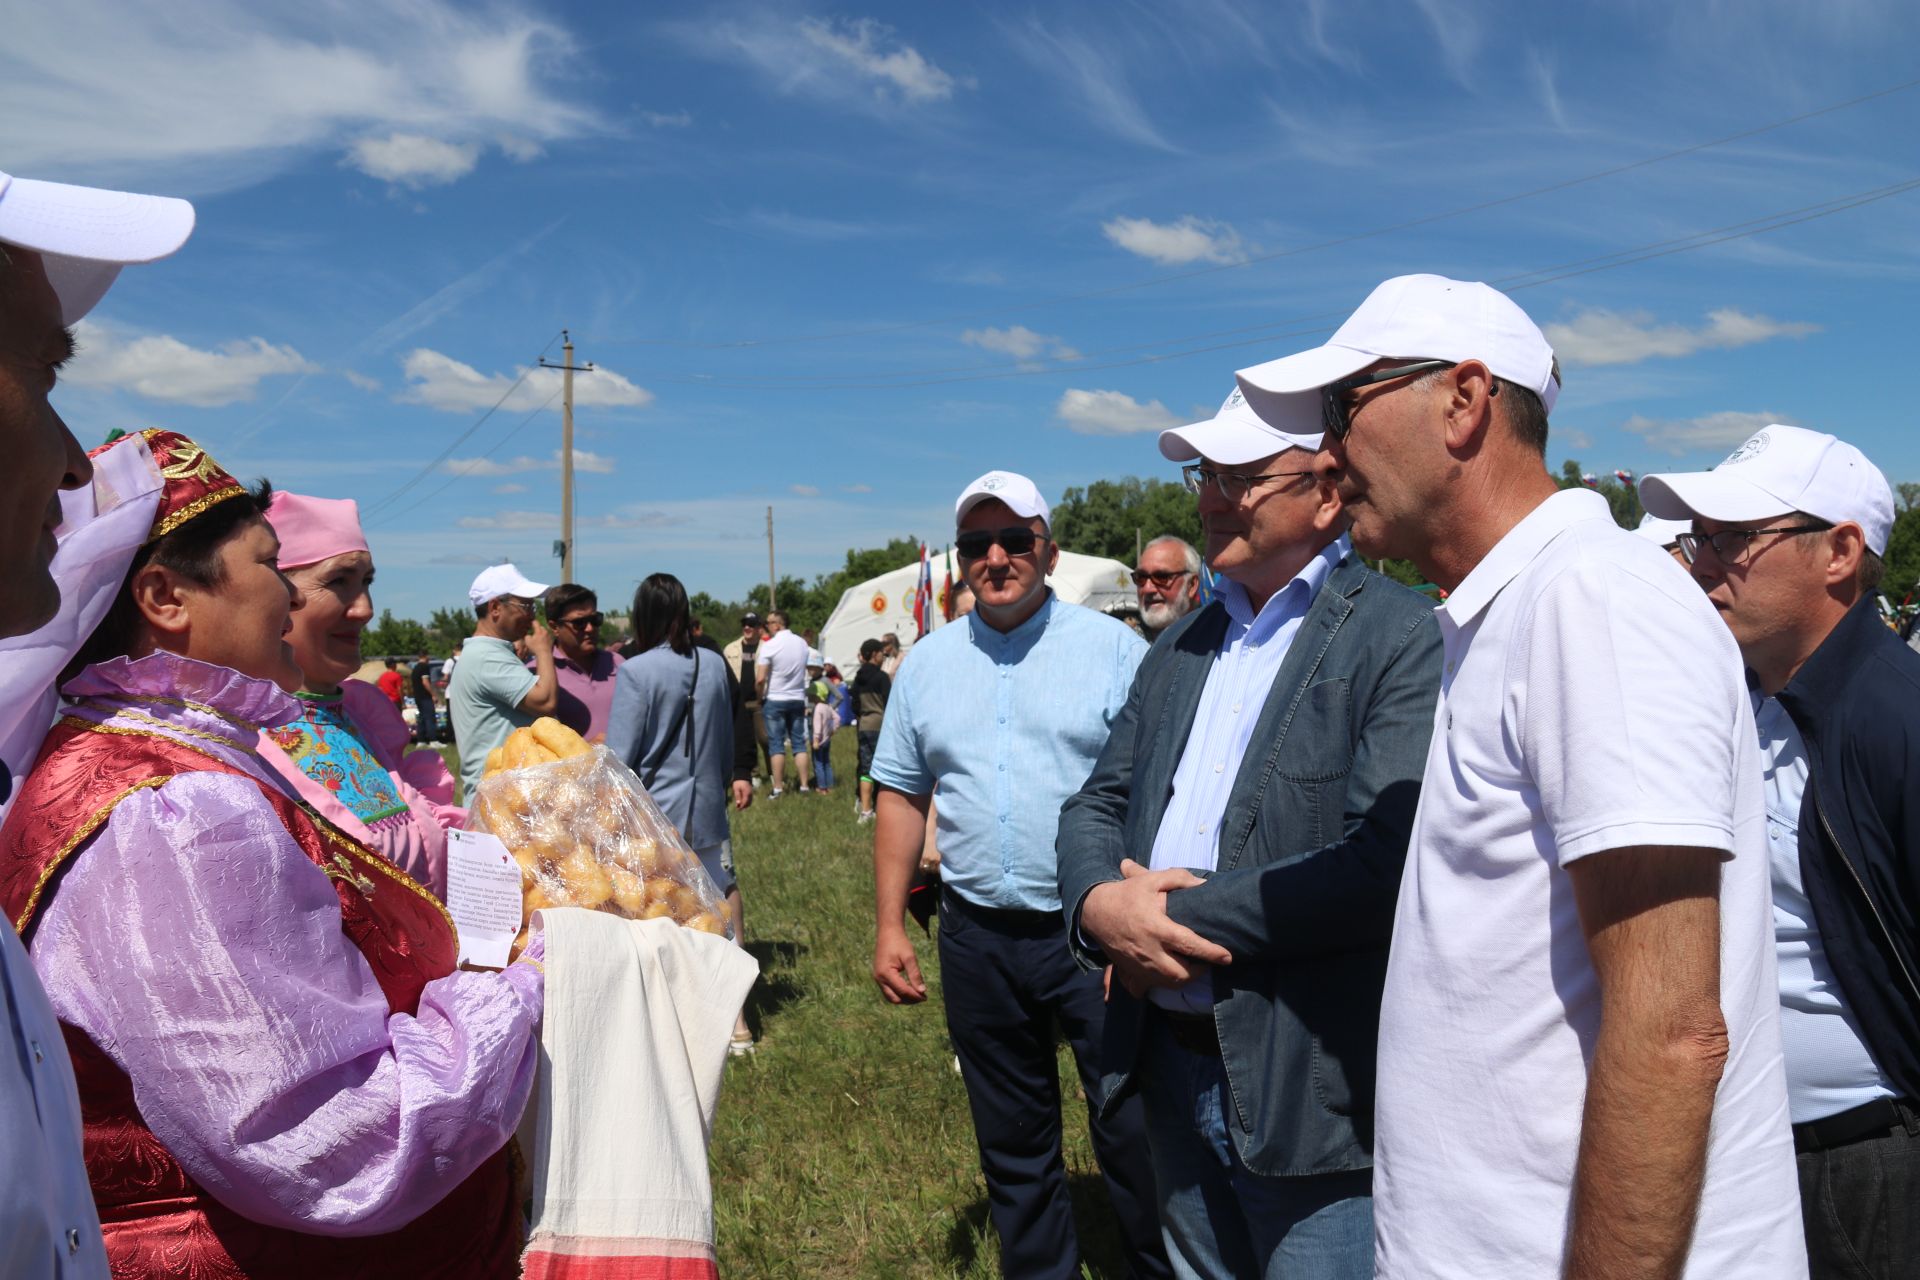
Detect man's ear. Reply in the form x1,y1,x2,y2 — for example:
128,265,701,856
1821,523,1868,593
128,561,193,648
1441,359,1498,453
1043,537,1061,577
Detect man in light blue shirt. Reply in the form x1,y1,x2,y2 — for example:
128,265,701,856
870,470,1169,1280
448,563,559,801
1059,386,1441,1280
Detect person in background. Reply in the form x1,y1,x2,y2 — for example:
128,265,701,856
1634,512,1692,567
692,616,761,816
541,582,622,743
806,649,836,795
755,608,811,798
950,584,976,618
447,563,557,803
1133,535,1202,642
879,631,904,677
723,612,769,781
254,493,463,901
442,639,462,684
377,656,404,706
870,470,1168,1280
1243,272,1804,1276
1642,427,1919,1280
850,638,891,823
0,163,188,1280
606,573,756,1056
410,652,441,744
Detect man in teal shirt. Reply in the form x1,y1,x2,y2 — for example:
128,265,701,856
448,563,558,801
869,470,1169,1280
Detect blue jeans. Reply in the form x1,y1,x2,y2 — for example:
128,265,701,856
762,701,807,759
1138,1016,1373,1280
812,729,835,789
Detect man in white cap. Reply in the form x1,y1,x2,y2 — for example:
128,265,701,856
1641,426,1918,1280
0,167,194,1279
447,562,557,801
1058,386,1442,1278
1238,274,1804,1277
869,470,1170,1280
1634,511,1692,566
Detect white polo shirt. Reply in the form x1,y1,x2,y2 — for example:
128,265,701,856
1373,489,1805,1279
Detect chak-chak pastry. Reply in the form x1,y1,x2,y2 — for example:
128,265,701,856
529,717,591,760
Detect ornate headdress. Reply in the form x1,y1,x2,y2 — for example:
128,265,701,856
93,429,247,543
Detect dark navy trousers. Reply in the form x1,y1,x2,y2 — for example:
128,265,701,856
937,890,1172,1280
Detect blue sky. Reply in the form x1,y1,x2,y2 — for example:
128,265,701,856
6,0,1917,618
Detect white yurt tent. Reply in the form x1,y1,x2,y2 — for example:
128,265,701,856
816,550,1136,673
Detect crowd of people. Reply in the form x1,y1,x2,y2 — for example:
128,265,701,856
3,164,1916,1280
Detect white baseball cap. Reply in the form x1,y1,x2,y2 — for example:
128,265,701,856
956,470,1050,529
806,648,824,667
1633,512,1691,550
468,563,551,608
1159,383,1322,465
1639,425,1894,557
1235,274,1560,415
0,170,196,325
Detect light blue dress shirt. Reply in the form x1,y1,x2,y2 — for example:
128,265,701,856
871,593,1147,912
1147,536,1347,1011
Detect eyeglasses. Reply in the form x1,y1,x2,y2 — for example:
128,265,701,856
498,596,536,613
956,526,1044,560
1180,464,1316,502
1131,568,1192,588
1320,360,1459,441
556,612,604,631
1676,523,1831,567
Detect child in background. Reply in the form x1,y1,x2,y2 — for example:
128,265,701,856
805,650,836,794
849,638,891,823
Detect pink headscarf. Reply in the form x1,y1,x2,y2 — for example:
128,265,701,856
265,492,369,570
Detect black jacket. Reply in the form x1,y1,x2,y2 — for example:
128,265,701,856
1775,597,1920,1102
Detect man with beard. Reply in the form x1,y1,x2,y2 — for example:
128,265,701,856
1133,536,1201,642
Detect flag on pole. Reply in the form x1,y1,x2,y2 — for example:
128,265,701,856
912,543,933,638
1613,469,1636,487
940,546,955,623
1580,472,1599,488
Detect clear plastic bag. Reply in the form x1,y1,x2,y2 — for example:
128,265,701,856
466,739,731,947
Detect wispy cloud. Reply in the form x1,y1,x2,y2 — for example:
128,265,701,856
678,14,967,112
642,108,692,128
843,483,874,494
68,320,317,407
1002,18,1176,151
398,349,653,413
961,326,1079,362
1055,389,1181,436
1548,308,1820,366
341,370,382,392
346,133,481,188
441,449,615,477
457,508,690,531
1408,0,1481,87
1102,215,1247,266
790,484,821,497
1623,411,1795,456
0,0,599,189
493,482,528,494
714,209,891,241
1527,48,1568,132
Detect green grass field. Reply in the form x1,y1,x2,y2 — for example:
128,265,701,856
711,730,1132,1279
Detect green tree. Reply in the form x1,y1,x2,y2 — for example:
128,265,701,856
1051,477,1202,561
1555,459,1644,530
1885,502,1920,605
362,608,430,659
425,605,476,656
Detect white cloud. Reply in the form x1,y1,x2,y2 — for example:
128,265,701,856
961,325,1079,362
398,349,654,414
1547,308,1820,367
0,1,599,189
643,109,692,128
347,133,480,188
68,320,317,407
493,482,527,494
456,507,687,531
682,15,968,112
457,510,556,531
843,483,874,494
441,448,615,477
1102,215,1246,266
790,484,822,497
1622,411,1795,456
342,370,382,392
1055,389,1182,436
1002,18,1175,151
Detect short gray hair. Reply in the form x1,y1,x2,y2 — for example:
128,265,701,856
1140,535,1201,579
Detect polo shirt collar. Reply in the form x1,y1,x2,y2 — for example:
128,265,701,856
1218,534,1349,629
971,589,1055,644
1437,488,1612,631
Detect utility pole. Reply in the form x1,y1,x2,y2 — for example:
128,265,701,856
766,506,777,611
539,331,595,582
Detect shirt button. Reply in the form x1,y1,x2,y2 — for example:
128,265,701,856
1231,703,1241,715
1197,825,1207,835
1214,763,1224,773
67,1228,80,1254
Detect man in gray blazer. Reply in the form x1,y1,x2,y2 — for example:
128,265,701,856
1058,385,1441,1280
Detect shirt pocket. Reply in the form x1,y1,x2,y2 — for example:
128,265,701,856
1271,678,1353,784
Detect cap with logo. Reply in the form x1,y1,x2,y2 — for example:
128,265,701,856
0,170,196,325
1639,425,1894,557
956,470,1050,529
806,648,825,667
1235,274,1560,415
1159,383,1323,465
468,563,551,608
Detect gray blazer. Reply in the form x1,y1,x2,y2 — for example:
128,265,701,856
1057,552,1441,1177
604,643,737,850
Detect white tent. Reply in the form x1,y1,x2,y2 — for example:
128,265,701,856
816,550,1137,673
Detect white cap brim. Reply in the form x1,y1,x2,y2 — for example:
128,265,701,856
1158,413,1320,465
0,173,195,325
1236,343,1376,397
1638,472,1796,526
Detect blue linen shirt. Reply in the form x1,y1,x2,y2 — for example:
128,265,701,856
1146,536,1347,1011
871,594,1147,913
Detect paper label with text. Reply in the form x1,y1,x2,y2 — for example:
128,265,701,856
446,829,525,969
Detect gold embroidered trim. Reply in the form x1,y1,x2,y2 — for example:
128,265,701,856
15,777,172,934
151,484,246,540
516,958,545,975
74,706,258,757
85,692,261,733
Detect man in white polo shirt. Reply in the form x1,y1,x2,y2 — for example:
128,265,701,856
1237,274,1805,1278
754,608,812,797
1641,427,1918,1280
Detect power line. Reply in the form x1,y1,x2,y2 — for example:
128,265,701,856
581,77,1920,353
363,389,562,530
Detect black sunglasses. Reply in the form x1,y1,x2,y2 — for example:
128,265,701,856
1320,360,1461,441
956,526,1044,560
1130,568,1191,588
555,611,605,631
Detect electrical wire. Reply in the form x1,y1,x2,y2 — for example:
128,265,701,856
362,389,563,530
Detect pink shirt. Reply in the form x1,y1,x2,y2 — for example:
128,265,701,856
543,648,623,743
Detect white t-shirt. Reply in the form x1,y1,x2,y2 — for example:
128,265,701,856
1373,489,1805,1279
754,630,810,704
